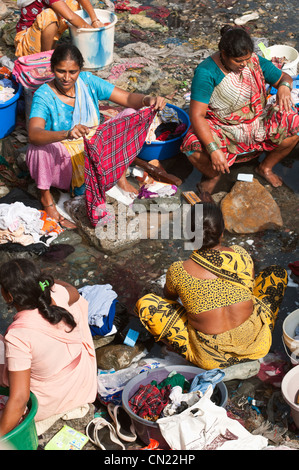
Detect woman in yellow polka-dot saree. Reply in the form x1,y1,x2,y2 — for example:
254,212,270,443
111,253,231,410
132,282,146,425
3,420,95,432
135,204,287,370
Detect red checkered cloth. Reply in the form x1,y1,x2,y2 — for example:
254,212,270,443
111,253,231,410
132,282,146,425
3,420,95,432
84,107,156,226
129,383,171,421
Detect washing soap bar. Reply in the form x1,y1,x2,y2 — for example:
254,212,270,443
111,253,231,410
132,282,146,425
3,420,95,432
237,173,254,182
123,329,140,347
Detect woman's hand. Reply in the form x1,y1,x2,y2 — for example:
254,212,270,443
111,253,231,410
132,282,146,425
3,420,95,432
147,95,167,111
210,149,230,174
91,19,104,28
0,370,30,437
68,124,90,139
276,84,293,113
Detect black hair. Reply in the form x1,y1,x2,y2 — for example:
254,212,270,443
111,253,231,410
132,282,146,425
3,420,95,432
218,25,254,58
189,202,225,249
0,259,76,332
51,43,84,71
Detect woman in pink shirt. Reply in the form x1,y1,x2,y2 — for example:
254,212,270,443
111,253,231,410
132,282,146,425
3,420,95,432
0,258,97,437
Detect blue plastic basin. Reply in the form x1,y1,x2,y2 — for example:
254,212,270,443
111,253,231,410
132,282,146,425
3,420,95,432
0,79,23,139
138,103,190,161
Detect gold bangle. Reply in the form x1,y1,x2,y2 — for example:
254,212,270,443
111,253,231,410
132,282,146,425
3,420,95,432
142,95,150,107
65,129,71,139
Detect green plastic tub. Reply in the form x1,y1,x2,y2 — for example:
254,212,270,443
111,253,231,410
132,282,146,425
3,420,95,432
0,387,39,450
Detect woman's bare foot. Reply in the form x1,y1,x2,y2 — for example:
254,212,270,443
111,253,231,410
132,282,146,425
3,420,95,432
40,189,76,229
43,202,61,222
43,203,76,229
117,175,139,195
196,174,221,194
255,164,283,187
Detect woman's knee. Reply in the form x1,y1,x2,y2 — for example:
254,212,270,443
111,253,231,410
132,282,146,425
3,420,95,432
135,293,161,315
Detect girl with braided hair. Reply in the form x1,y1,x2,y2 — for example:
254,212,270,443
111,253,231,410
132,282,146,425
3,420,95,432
0,258,96,437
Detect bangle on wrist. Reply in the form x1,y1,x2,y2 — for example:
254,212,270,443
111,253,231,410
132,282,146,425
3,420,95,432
278,81,292,91
65,129,71,139
206,141,219,155
142,95,150,107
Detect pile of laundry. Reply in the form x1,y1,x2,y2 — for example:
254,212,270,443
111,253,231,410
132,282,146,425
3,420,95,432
145,105,186,144
129,369,225,422
0,201,63,247
0,189,64,253
79,284,119,337
0,77,15,103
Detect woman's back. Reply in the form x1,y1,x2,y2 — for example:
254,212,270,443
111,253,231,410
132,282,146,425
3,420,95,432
4,283,97,421
165,245,254,334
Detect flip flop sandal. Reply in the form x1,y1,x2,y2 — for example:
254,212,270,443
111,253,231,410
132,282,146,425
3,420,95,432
108,403,137,442
86,417,125,450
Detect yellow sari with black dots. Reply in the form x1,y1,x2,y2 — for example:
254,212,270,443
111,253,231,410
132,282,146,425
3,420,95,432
135,245,287,370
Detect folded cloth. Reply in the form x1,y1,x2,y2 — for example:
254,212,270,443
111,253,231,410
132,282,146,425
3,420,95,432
88,299,118,337
189,369,225,395
138,181,177,199
79,284,118,329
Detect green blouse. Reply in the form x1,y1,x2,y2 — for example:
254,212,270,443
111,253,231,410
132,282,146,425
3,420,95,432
191,54,282,104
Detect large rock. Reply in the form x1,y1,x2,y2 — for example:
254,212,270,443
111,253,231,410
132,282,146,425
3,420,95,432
64,194,142,254
221,179,283,233
96,342,145,371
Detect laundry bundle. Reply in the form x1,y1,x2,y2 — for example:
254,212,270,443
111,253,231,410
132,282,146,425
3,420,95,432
145,106,187,143
79,284,119,337
0,201,63,246
0,78,16,103
129,369,225,422
137,181,177,199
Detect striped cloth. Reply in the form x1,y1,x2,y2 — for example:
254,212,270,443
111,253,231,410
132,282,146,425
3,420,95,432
181,53,299,166
84,107,156,226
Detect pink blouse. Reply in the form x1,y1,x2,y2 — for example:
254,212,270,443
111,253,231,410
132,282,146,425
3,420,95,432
3,284,97,421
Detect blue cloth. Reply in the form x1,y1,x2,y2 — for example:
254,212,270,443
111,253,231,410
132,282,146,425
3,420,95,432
29,71,114,131
89,299,118,336
189,369,225,394
71,76,99,128
78,284,118,328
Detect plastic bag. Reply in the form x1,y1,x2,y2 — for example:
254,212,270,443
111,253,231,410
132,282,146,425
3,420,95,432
157,386,268,450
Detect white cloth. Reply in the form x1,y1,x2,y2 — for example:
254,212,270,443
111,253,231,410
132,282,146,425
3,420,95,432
162,386,202,417
78,284,118,328
0,202,44,243
17,0,35,8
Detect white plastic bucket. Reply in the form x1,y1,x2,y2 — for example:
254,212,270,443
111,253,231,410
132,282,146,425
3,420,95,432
282,308,299,366
68,9,117,70
266,45,299,75
281,365,299,429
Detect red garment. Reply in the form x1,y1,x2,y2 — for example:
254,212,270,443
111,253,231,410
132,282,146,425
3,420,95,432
84,107,156,226
181,54,299,166
289,261,299,276
129,383,171,421
16,0,61,33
